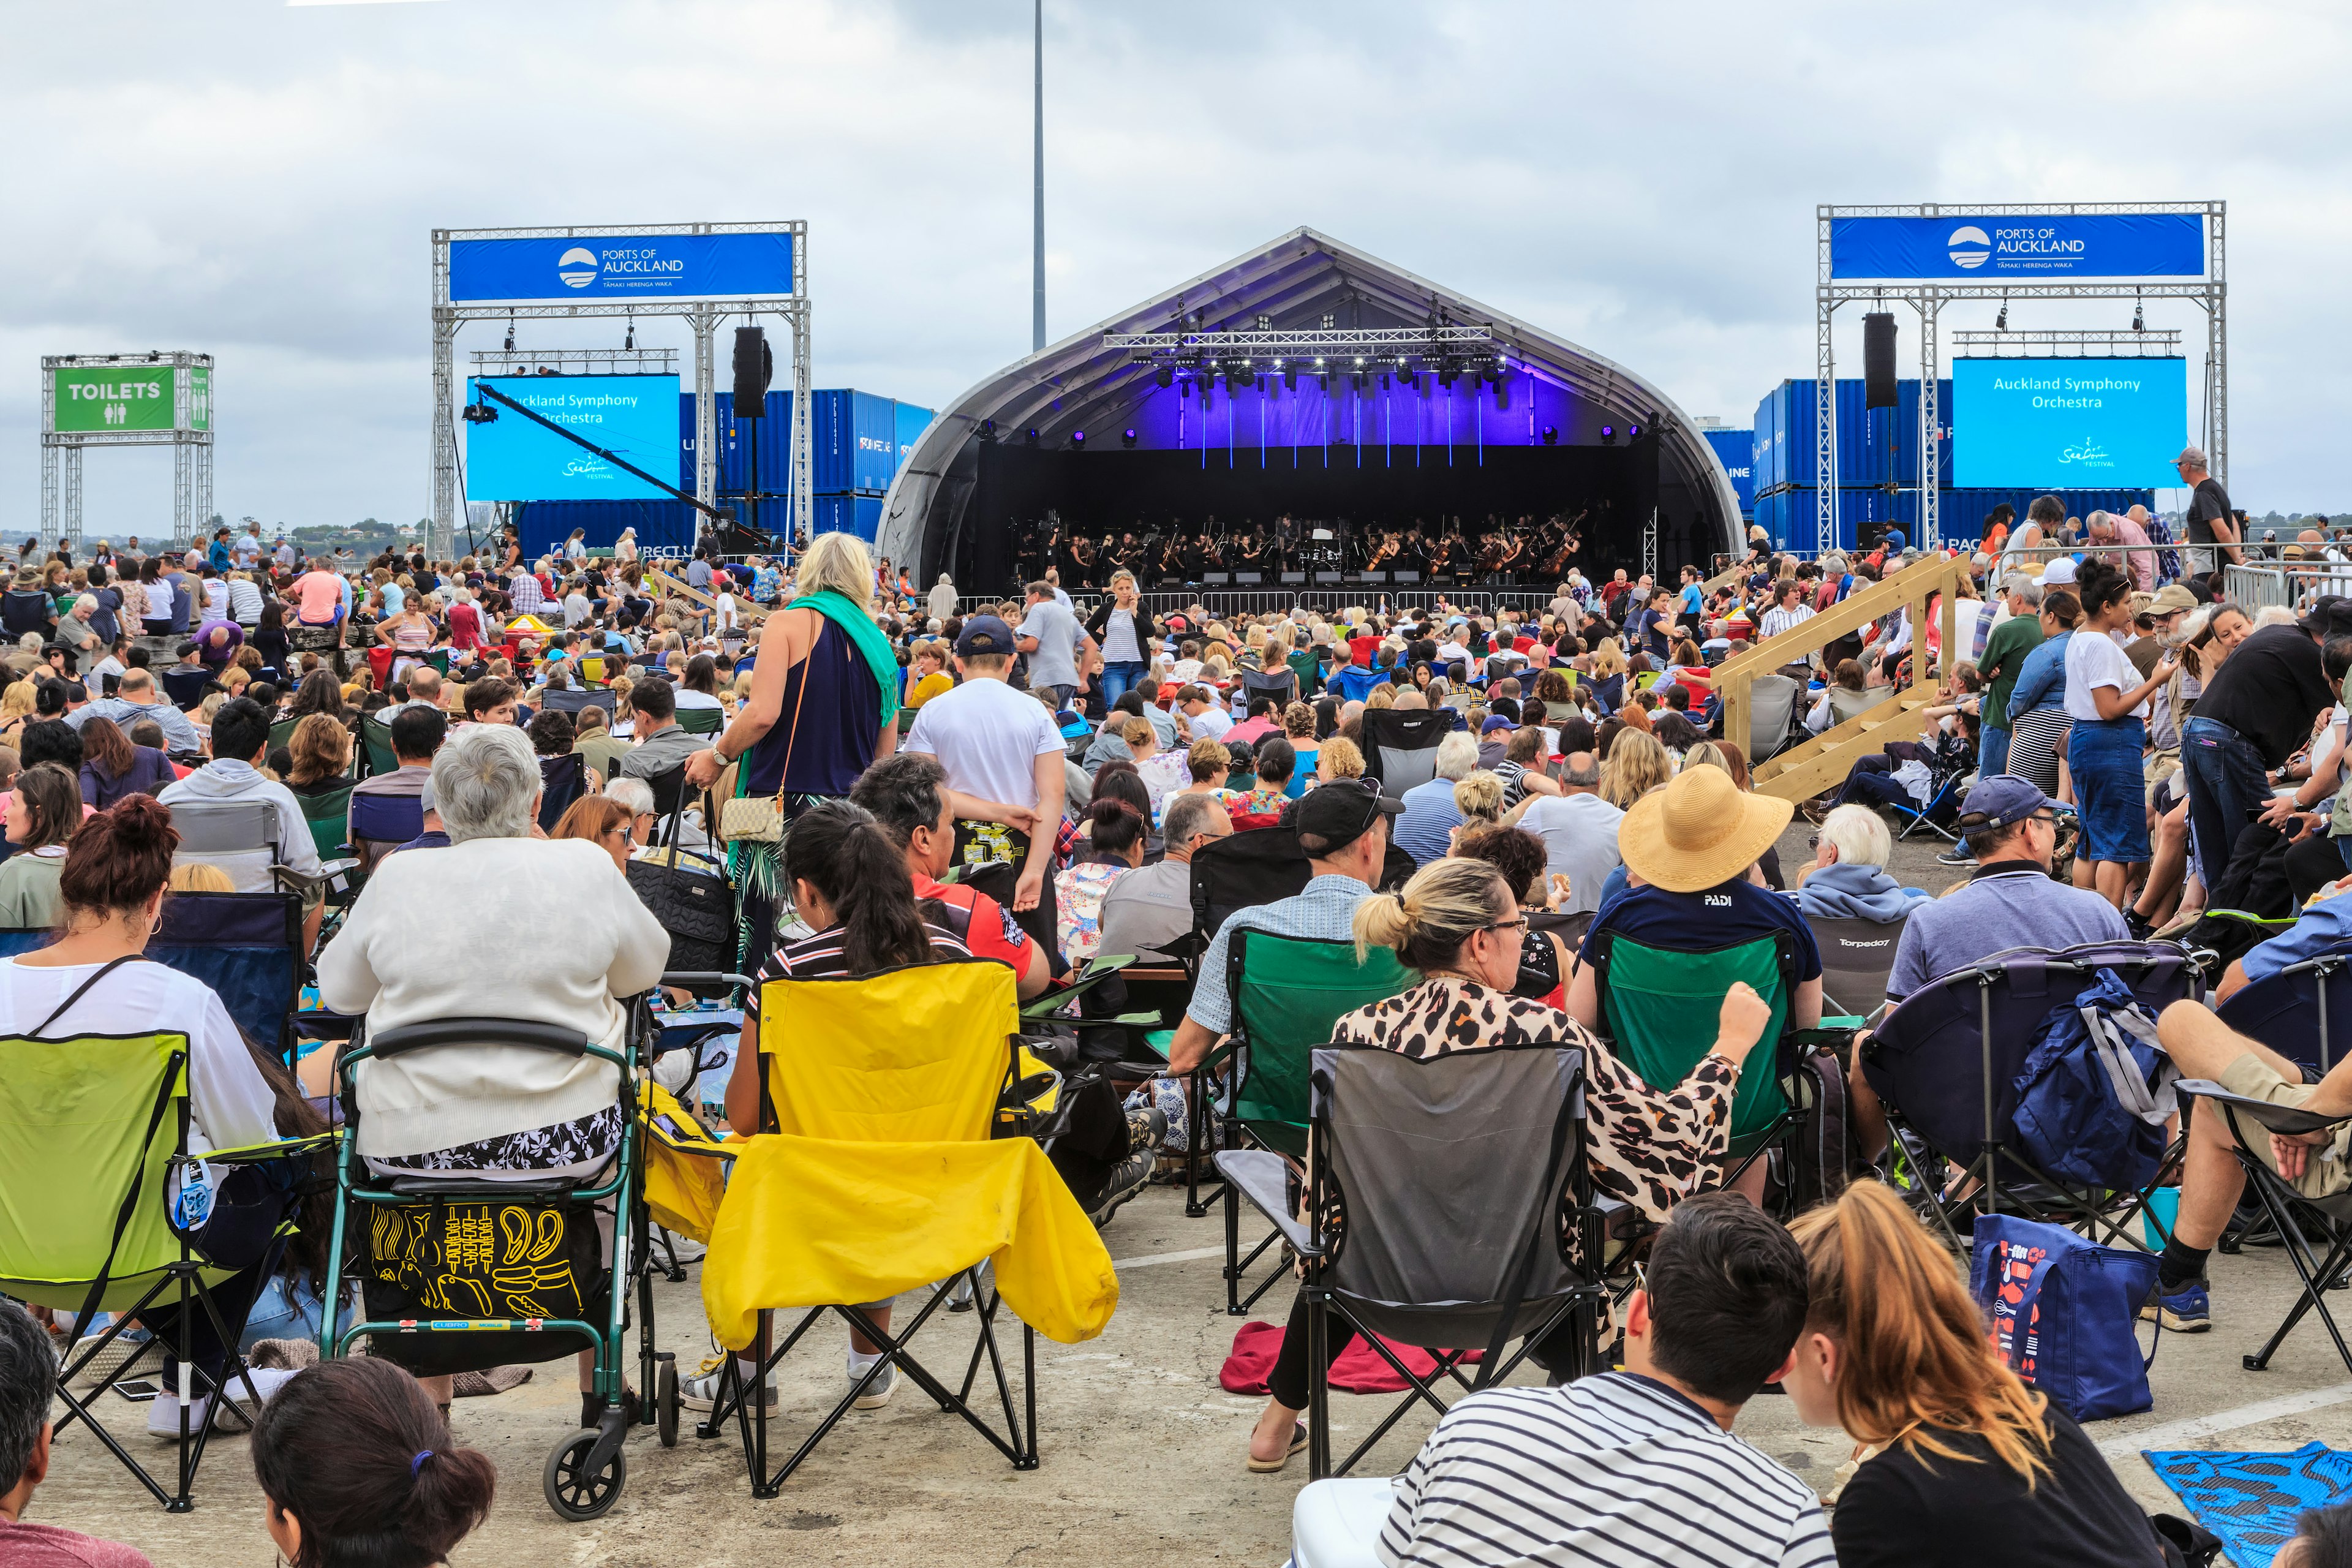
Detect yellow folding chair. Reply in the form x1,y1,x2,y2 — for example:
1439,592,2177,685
698,960,1118,1494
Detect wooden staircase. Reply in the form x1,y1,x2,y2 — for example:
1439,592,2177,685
1697,555,1969,804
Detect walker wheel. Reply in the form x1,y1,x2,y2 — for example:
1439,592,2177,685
543,1430,627,1521
657,1359,680,1449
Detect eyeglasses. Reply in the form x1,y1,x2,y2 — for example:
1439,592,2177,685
1483,914,1531,935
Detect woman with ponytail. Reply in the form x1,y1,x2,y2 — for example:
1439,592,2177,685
1243,854,1775,1472
1785,1182,2163,1566
252,1358,496,1568
707,799,978,1417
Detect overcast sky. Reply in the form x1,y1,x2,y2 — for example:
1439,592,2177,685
5,0,2345,533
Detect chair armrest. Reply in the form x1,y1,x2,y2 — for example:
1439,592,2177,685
2177,1079,2352,1139
181,1131,339,1164
1213,1150,1317,1257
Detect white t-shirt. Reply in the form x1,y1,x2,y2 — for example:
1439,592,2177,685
1186,706,1234,740
2064,626,2147,722
673,688,724,711
903,676,1067,811
0,957,277,1161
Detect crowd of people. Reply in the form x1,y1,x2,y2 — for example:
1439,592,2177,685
12,486,2352,1567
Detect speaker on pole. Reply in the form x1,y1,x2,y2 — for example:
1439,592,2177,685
731,326,774,415
1862,312,1898,410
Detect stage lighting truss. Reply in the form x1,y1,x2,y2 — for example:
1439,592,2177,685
1108,323,1496,386
1949,328,2183,360
467,347,679,377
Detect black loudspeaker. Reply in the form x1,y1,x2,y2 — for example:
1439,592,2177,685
731,327,774,414
1862,312,1898,410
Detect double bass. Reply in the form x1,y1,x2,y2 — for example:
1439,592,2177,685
1365,530,1401,572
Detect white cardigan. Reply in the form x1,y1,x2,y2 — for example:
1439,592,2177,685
318,836,671,1158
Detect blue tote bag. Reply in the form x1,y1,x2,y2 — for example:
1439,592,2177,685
1970,1213,2160,1422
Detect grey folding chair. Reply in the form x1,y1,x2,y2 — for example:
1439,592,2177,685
1809,912,1912,1023
1746,673,1803,762
1221,1042,1615,1477
169,800,285,894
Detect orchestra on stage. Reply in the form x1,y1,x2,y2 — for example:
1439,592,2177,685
1010,508,1601,591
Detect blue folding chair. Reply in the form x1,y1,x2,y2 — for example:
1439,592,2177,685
349,790,426,870
0,891,304,1061
1862,941,2199,1253
2215,945,2352,1081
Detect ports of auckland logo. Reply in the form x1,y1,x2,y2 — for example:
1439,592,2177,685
557,247,601,289
1947,226,1992,270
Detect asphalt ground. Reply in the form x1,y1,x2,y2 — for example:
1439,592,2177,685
31,823,2347,1567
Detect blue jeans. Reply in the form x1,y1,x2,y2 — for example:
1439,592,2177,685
1098,660,1149,707
2180,715,2271,892
1980,724,2011,778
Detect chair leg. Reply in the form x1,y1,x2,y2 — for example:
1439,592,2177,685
2242,1172,2352,1376
1305,1283,1330,1480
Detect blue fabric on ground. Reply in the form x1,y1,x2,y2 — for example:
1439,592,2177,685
2144,1441,2352,1567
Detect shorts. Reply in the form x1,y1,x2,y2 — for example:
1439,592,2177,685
2145,749,2182,807
2218,1051,2352,1200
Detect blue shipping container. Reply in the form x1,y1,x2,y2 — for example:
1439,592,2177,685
1752,379,1955,492
1749,486,2156,556
1702,428,1755,517
680,390,796,500
812,390,901,495
812,492,884,544
893,401,935,474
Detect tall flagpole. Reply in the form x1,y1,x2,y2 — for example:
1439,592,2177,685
1032,0,1046,353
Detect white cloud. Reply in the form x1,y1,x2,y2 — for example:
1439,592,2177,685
4,0,2348,529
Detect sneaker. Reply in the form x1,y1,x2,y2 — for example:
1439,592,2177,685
849,1353,895,1411
148,1392,251,1441
679,1355,775,1413
1126,1103,1170,1155
2124,908,2156,941
1088,1152,1155,1227
2141,1280,2212,1333
1935,845,1978,867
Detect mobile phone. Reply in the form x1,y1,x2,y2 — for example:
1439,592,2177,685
115,1379,161,1403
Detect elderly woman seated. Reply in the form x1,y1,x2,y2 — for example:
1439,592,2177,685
1241,855,1771,1472
317,723,669,1424
1792,804,1932,924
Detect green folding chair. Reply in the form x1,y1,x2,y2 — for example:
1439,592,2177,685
360,712,397,778
675,705,725,737
1218,929,1411,1313
300,783,354,865
267,715,300,755
1585,930,1800,1170
0,1017,318,1511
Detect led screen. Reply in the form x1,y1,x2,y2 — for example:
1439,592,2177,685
464,374,682,502
1953,358,2186,489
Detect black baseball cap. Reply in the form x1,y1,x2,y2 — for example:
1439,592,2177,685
954,614,1015,657
1293,777,1403,856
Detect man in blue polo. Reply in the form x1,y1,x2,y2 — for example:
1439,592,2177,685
1164,778,1400,1075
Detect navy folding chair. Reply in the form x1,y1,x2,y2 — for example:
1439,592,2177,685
2215,946,2352,1081
350,790,426,870
1861,941,2198,1251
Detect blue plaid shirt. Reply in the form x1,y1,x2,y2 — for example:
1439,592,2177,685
1184,874,1378,1035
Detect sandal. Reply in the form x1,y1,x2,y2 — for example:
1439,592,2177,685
1246,1422,1309,1473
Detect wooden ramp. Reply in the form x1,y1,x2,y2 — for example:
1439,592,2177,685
646,564,771,625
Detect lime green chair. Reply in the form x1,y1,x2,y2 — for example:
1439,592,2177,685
0,1022,319,1510
1586,930,1798,1162
1218,930,1411,1313
1634,671,1660,690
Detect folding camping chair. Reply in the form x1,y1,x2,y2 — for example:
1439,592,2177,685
675,705,725,736
1811,914,1913,1024
1744,673,1803,763
1861,942,2199,1253
349,790,425,872
168,799,285,893
1220,1043,1610,1477
696,961,1116,1495
323,1011,663,1521
358,712,398,778
1359,709,1450,801
1241,668,1298,712
538,752,589,832
298,782,355,865
541,685,619,720
1215,931,1411,1314
1883,733,1975,845
2177,1078,2352,1376
2215,944,2352,1080
0,1006,321,1510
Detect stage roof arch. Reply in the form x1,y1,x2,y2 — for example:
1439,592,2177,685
876,227,1743,579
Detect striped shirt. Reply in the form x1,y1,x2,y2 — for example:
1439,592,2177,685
1378,1373,1835,1568
1183,873,1376,1035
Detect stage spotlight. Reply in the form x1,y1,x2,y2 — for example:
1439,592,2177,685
1627,423,1642,439
1121,428,1138,448
1541,425,1558,445
1071,429,1086,447
980,418,997,439
1600,425,1616,445
624,312,635,351
504,314,516,353
1155,365,1174,388
1025,428,1041,447
1254,313,1273,331
2133,300,2146,333
1995,302,2009,331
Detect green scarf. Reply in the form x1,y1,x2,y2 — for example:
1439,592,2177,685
791,589,900,723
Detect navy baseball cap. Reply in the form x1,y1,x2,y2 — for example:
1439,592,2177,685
1956,774,2059,833
954,614,1016,657
1481,715,1515,734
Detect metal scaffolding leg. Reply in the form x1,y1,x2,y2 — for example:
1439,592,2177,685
173,441,194,546
693,307,718,526
40,443,58,541
1917,291,1940,551
431,311,458,560
2207,205,2228,487
61,446,83,548
791,300,812,554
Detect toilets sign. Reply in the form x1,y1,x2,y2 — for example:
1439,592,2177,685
51,364,179,433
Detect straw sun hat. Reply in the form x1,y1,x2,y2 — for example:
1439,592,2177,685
1618,763,1793,894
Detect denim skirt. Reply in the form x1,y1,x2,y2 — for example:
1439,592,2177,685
2067,716,2149,865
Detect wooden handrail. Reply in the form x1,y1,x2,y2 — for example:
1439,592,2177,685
645,564,771,624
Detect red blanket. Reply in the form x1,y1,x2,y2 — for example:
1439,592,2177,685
1218,1319,1480,1395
